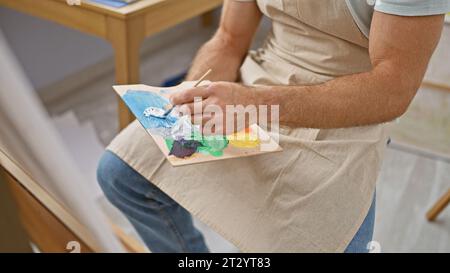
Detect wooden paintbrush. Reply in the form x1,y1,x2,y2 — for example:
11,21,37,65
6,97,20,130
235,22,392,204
161,68,212,117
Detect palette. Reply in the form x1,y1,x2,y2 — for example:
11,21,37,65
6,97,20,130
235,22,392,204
113,82,282,166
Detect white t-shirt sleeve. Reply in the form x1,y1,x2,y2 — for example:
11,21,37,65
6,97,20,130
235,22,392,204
375,0,450,16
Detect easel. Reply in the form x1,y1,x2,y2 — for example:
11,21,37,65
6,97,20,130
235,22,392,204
0,148,147,253
0,169,32,252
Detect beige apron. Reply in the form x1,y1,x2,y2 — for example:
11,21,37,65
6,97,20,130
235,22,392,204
107,0,388,252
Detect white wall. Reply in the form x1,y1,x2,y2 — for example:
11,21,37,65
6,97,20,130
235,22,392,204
424,24,450,86
0,7,113,91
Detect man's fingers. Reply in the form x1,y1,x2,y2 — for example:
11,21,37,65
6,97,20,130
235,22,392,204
177,97,217,116
201,114,226,136
178,101,205,116
170,86,210,105
190,113,213,125
177,103,195,116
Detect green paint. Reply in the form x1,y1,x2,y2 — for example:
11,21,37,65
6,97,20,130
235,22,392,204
165,138,174,151
164,134,229,158
200,135,228,157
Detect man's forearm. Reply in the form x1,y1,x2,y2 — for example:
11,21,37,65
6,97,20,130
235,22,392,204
174,10,441,133
186,0,261,82
254,66,417,129
186,32,248,82
256,12,442,129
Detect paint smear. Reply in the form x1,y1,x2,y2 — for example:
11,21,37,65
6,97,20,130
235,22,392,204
227,128,260,148
159,89,172,95
165,134,229,158
123,90,231,158
182,129,229,157
199,135,229,157
117,84,282,165
123,90,178,136
168,139,202,158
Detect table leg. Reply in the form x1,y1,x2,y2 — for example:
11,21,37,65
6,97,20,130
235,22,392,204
201,10,215,27
107,16,145,130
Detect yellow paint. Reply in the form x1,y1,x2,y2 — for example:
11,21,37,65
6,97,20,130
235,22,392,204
227,128,260,148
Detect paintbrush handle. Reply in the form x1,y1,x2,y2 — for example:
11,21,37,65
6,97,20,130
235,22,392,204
194,69,212,87
167,69,212,112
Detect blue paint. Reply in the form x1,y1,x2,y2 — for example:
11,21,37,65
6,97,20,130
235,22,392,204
122,90,178,132
159,89,172,95
90,0,129,8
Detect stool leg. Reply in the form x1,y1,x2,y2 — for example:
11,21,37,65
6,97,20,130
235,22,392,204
426,189,450,221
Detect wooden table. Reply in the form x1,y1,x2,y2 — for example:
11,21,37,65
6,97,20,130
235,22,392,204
0,0,223,129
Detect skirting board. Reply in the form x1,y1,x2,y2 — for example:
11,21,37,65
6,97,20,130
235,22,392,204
422,81,450,93
38,56,114,105
389,139,450,164
0,148,148,253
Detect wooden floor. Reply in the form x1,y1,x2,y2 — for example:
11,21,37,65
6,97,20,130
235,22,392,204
375,147,450,252
41,19,450,253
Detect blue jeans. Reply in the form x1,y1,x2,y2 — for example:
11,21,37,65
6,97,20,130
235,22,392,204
97,150,375,253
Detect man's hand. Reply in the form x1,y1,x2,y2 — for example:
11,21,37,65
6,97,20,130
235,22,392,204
170,82,257,135
171,0,262,135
